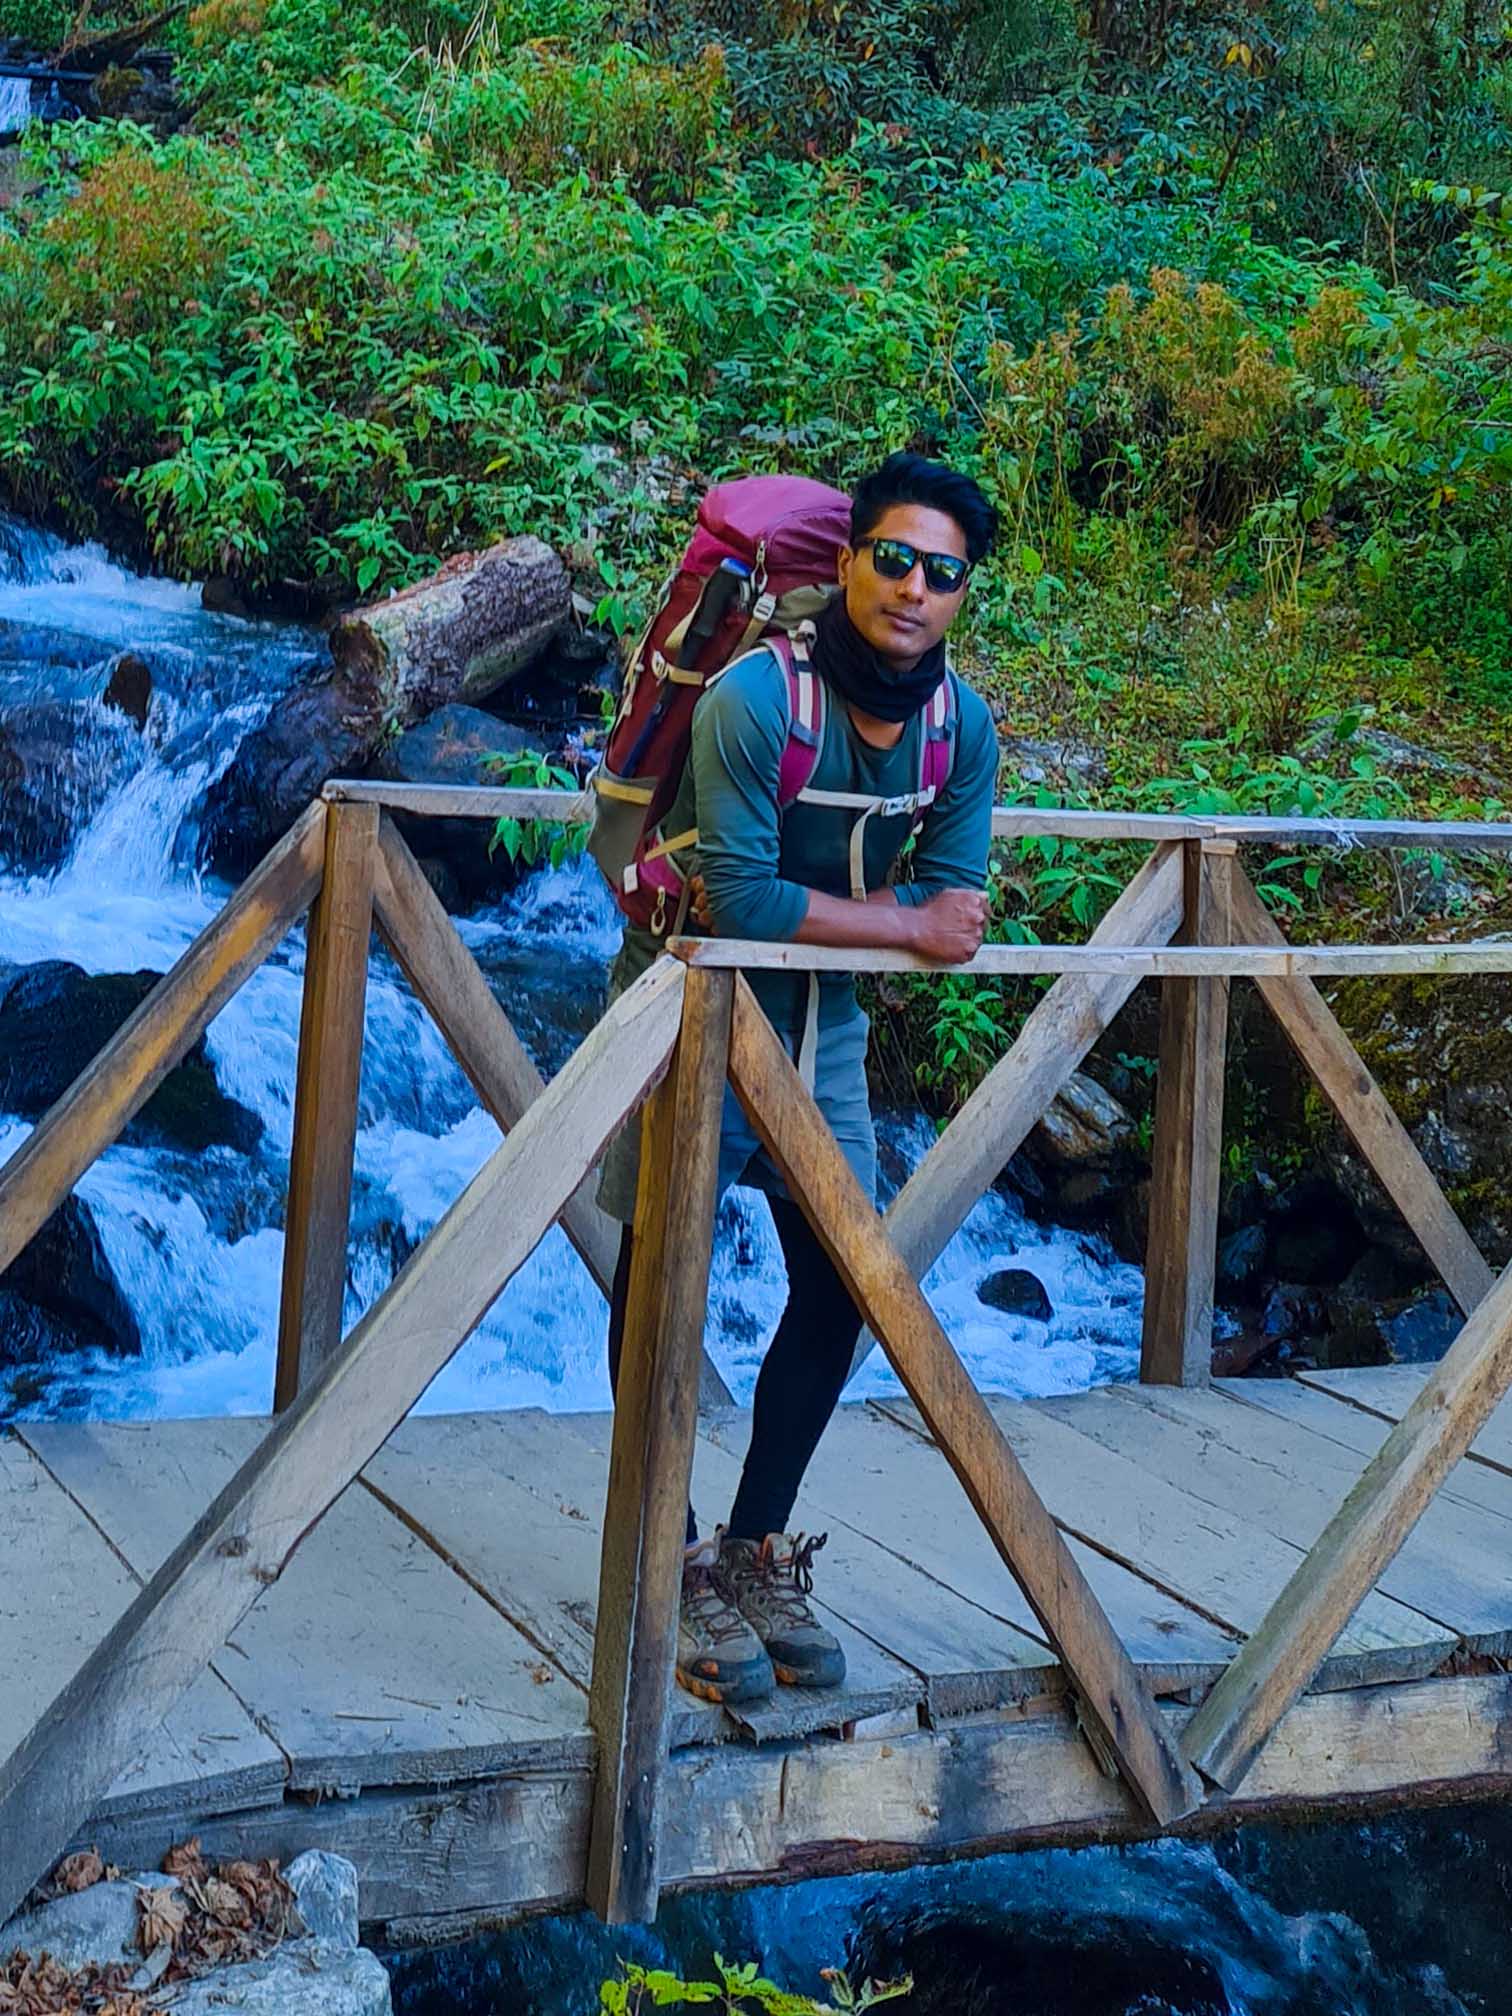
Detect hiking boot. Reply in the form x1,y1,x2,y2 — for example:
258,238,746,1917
719,1530,847,1689
677,1539,774,1705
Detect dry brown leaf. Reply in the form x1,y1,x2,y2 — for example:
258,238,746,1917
53,1850,104,1894
160,1839,204,1882
180,1872,251,1929
137,1886,187,1956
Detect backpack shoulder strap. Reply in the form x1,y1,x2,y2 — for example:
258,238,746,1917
918,667,958,807
773,627,826,810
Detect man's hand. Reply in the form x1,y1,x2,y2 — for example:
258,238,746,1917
903,888,989,964
691,872,988,964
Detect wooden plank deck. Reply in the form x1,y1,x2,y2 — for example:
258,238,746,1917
7,1368,1512,1933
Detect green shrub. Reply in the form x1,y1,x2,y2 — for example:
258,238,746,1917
597,1956,910,2014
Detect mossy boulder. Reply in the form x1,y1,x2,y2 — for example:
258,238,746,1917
1321,971,1512,1266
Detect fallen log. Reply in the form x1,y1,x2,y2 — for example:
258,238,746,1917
330,535,572,715
54,1,185,67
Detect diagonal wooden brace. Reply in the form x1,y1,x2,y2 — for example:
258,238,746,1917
371,817,733,1408
0,802,327,1281
0,957,688,1928
1229,868,1493,1316
726,978,1200,1827
866,843,1185,1380
1182,1238,1512,1794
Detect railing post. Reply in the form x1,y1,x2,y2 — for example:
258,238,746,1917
1140,838,1235,1386
587,966,733,1925
273,800,379,1412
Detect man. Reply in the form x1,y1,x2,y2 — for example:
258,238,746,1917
599,452,998,1705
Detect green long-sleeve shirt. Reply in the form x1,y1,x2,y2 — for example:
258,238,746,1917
613,645,999,1037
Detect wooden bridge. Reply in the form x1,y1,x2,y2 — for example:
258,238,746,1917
4,786,1512,1941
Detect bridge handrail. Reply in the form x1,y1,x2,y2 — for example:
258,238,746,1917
324,778,1512,854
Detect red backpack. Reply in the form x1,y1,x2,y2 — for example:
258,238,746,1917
588,474,957,935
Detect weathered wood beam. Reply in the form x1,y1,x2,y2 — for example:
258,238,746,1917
1140,841,1234,1385
0,801,327,1281
370,818,733,1409
326,780,593,824
1229,869,1494,1316
879,842,1184,1300
1182,1248,1512,1794
725,980,1200,1827
588,970,733,1925
671,940,1512,978
274,801,379,1412
79,1671,1512,1931
0,958,687,1928
322,779,1512,857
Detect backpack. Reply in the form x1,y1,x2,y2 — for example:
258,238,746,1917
588,473,957,936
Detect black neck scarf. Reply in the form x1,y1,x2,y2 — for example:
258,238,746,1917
811,594,947,726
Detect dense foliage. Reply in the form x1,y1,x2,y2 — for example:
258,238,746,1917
2,0,1511,1101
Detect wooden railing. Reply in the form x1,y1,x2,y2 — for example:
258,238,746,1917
2,783,1512,1927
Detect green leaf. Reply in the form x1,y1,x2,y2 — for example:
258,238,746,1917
356,555,381,592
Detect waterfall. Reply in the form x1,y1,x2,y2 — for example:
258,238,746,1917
0,77,32,138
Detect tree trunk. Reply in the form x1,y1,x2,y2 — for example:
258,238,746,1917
330,535,571,718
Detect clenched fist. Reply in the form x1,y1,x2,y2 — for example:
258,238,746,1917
905,888,990,964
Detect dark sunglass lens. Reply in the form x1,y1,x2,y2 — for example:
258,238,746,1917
869,538,915,581
924,555,967,593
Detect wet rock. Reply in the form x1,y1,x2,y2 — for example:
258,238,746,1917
0,699,133,870
1217,1223,1268,1292
199,649,382,873
0,960,262,1153
0,1855,391,2016
1383,1288,1463,1364
1267,1178,1365,1286
287,1852,359,1947
369,704,546,903
491,622,618,733
1032,1072,1134,1166
976,1268,1053,1322
1261,1282,1325,1343
102,649,153,728
1322,971,1512,1266
0,1195,140,1366
1026,1072,1139,1224
202,575,252,618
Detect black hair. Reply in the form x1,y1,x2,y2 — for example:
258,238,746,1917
850,452,998,568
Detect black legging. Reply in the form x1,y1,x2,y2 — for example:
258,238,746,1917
607,1196,862,1546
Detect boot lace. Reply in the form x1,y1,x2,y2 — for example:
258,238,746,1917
683,1560,753,1647
747,1531,828,1627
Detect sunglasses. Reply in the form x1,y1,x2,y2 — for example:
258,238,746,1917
859,536,969,596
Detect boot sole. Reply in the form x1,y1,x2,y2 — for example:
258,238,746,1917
772,1653,847,1690
676,1662,774,1706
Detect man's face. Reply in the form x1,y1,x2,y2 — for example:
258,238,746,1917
837,502,970,672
